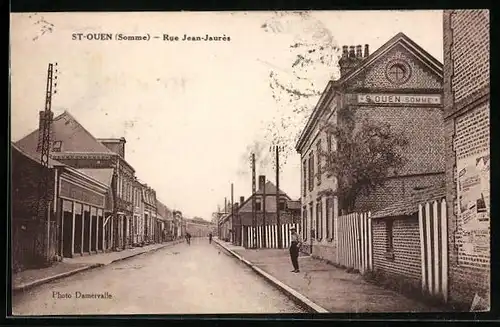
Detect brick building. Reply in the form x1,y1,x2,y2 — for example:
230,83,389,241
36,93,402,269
443,10,490,310
11,143,109,271
369,183,445,296
15,111,137,252
295,33,445,260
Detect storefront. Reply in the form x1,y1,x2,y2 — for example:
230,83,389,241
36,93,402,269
58,168,108,258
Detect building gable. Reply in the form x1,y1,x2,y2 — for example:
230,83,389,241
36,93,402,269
15,111,113,154
344,43,442,91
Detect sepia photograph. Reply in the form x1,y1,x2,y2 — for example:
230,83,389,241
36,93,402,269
9,9,490,316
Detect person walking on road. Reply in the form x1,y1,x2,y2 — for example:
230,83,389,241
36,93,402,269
208,233,213,244
185,232,191,245
289,227,302,273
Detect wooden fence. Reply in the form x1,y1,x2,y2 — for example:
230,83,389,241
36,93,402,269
418,199,448,302
243,223,300,249
337,212,373,274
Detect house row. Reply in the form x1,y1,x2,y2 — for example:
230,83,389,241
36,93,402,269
11,111,186,272
218,175,301,247
293,11,489,311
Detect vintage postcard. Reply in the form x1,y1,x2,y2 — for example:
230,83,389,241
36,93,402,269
9,10,490,316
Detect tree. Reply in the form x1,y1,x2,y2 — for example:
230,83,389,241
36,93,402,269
318,106,409,213
259,12,341,166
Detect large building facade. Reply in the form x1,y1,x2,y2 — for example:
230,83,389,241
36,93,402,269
443,10,490,310
295,33,445,259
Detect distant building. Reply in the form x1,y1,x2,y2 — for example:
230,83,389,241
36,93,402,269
185,217,214,237
220,175,301,247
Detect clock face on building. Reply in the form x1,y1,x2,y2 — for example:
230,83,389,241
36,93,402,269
385,59,412,85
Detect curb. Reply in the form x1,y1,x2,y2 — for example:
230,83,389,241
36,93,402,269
13,263,103,293
213,238,329,313
13,240,184,293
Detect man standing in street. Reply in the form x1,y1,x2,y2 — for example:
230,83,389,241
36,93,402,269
208,232,213,244
289,227,302,273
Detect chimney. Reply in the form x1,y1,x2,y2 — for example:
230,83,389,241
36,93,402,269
98,137,127,159
342,45,348,58
258,175,266,191
364,44,370,58
356,45,362,58
339,44,367,77
348,46,356,58
240,196,245,204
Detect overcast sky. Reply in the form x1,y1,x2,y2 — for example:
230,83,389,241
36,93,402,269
10,10,443,220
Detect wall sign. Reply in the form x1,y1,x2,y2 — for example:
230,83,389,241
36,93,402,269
357,93,442,105
60,179,106,208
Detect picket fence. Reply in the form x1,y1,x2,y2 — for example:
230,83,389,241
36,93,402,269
418,199,448,302
243,223,300,249
336,212,373,274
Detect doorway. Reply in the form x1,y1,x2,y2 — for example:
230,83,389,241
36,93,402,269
62,200,74,258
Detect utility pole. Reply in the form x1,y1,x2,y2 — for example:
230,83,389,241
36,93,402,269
275,146,282,249
262,176,266,248
36,63,57,266
251,153,257,248
231,183,234,244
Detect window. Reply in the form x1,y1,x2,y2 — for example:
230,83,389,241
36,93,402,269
255,198,262,211
326,133,332,175
303,160,307,196
316,200,322,240
325,197,331,240
52,141,62,152
308,152,314,192
279,199,286,211
316,141,322,185
386,61,411,85
309,204,314,239
302,207,308,241
386,219,394,253
388,64,407,83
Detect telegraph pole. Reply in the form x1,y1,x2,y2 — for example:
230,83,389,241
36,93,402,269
230,183,234,244
36,63,57,265
275,146,282,249
251,153,257,248
262,176,266,248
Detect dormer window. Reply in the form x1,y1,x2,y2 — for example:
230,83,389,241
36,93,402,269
52,141,62,152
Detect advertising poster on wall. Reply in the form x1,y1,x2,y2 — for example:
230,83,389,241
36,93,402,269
457,151,490,256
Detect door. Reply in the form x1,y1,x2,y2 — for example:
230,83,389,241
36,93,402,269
62,200,74,258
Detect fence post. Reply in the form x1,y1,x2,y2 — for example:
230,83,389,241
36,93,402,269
440,199,448,303
432,200,440,297
418,204,427,293
424,202,433,295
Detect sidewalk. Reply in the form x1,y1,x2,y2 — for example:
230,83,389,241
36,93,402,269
12,240,183,293
214,238,442,313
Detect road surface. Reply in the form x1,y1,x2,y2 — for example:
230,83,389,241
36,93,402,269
12,237,305,315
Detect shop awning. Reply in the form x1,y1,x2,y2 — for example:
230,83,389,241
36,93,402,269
77,168,114,188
